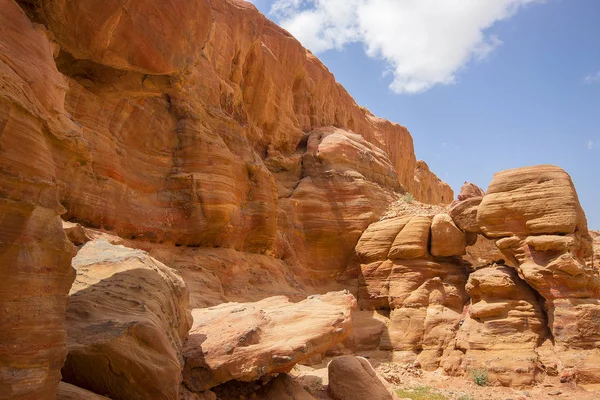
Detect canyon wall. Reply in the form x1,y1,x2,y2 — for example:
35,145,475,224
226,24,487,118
2,0,599,398
0,0,451,398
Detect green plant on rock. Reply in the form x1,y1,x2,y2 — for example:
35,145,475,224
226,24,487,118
471,368,489,386
403,192,414,203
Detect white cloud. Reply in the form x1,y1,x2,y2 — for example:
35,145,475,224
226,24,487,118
588,140,595,150
584,71,600,85
271,0,541,94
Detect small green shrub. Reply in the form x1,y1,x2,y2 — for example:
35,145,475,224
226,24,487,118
457,395,476,400
403,192,414,203
395,386,449,400
471,368,489,386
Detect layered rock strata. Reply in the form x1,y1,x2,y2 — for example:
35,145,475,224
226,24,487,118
61,240,192,400
0,2,76,399
0,1,452,396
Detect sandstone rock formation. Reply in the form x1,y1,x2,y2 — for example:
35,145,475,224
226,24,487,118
0,1,453,396
328,356,398,400
182,291,356,393
253,374,317,400
448,264,549,386
351,205,469,370
0,2,76,399
2,0,599,396
61,239,192,400
476,165,600,384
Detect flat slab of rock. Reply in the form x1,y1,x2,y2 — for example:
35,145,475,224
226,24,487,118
182,291,357,392
62,239,192,400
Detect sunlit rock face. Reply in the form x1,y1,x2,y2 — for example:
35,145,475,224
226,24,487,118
350,165,600,385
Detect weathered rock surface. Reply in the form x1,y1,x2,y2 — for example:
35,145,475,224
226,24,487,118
388,216,432,259
61,239,192,400
456,182,485,201
0,2,76,398
478,165,587,237
472,165,600,384
448,264,549,386
430,213,466,257
328,356,397,400
56,382,110,400
182,291,356,392
449,197,483,234
0,1,454,395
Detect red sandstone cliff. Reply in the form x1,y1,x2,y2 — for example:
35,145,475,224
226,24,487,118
7,1,599,399
0,1,451,398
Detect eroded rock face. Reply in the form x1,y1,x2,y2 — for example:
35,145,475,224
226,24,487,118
352,208,469,369
474,165,600,383
182,291,356,392
62,240,192,400
0,2,76,398
478,165,587,238
40,0,213,74
430,213,466,257
448,264,549,386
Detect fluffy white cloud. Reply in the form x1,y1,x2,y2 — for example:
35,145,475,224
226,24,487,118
584,71,600,85
271,0,541,93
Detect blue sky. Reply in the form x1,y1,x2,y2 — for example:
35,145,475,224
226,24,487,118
248,0,599,229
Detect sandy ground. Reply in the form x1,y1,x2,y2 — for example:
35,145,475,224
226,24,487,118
291,358,600,400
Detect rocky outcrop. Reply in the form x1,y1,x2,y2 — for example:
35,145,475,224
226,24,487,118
473,165,600,384
182,291,356,393
447,264,549,386
352,206,469,370
61,240,192,400
0,1,454,396
328,356,398,400
430,213,467,257
0,2,76,399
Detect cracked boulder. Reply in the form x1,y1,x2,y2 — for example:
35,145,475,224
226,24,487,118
61,239,192,400
182,291,356,392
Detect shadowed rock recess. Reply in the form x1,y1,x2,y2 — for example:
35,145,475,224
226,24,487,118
0,0,598,399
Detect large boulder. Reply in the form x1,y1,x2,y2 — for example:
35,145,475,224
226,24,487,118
430,213,466,257
388,216,432,259
182,291,356,392
328,356,397,400
355,216,411,262
61,240,192,400
477,165,587,237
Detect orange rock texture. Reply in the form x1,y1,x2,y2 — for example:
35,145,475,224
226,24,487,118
0,0,451,397
349,165,600,386
62,240,192,400
2,0,599,397
182,291,356,393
